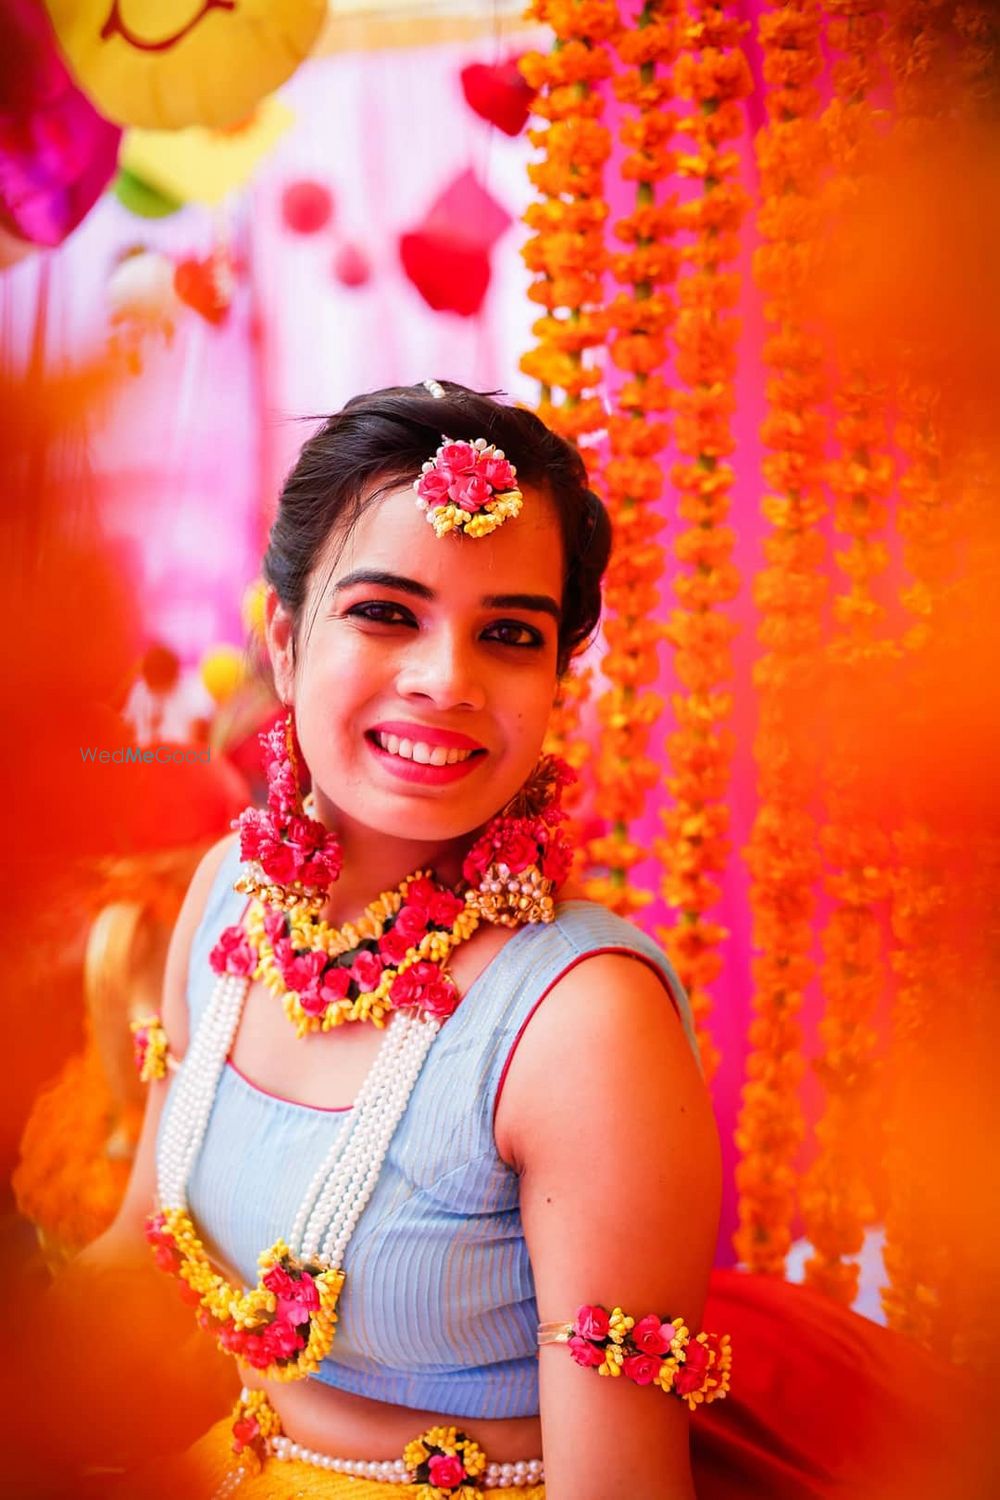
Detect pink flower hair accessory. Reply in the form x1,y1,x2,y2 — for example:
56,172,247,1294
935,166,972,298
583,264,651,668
414,436,523,538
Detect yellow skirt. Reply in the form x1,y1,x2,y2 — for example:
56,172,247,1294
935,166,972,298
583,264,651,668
134,1417,546,1499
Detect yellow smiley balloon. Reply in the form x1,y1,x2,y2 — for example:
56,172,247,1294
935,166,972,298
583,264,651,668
43,0,326,130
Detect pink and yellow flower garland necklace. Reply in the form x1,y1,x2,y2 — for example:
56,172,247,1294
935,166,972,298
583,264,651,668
148,723,574,1383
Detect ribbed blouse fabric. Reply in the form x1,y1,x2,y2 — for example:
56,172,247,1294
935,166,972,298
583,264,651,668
159,839,699,1419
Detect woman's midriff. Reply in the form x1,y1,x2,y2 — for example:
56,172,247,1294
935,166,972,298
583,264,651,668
243,1371,543,1463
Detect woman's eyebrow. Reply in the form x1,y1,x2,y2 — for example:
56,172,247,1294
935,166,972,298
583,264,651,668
482,592,562,623
332,569,434,600
333,571,562,623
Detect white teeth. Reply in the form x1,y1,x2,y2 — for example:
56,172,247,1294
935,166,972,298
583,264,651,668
376,732,475,765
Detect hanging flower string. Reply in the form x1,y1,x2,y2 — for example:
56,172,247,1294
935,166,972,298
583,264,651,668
880,0,962,1349
519,0,617,462
800,0,896,1306
734,0,827,1276
654,0,751,1079
583,0,682,920
519,0,619,853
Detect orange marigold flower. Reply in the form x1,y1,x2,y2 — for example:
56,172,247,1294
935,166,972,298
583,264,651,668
683,10,747,51
677,100,746,145
537,397,606,440
615,203,679,243
607,415,669,458
607,292,674,337
525,199,608,233
610,332,668,374
520,349,604,395
520,40,614,89
620,111,677,151
605,455,664,502
601,648,661,687
545,0,621,42
612,73,675,109
527,159,603,199
674,48,754,104
618,374,672,412
621,146,678,183
530,313,610,355
587,835,648,870
610,244,680,287
531,86,607,122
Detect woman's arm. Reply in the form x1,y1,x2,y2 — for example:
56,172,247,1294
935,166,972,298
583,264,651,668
77,831,236,1268
495,953,721,1500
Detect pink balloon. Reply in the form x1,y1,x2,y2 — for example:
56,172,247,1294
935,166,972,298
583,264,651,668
0,0,121,248
333,243,370,288
281,179,334,235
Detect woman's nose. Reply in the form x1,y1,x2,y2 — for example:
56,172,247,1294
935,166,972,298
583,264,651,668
395,629,486,712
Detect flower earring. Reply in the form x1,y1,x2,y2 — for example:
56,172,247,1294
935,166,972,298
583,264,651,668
233,713,343,913
463,755,576,926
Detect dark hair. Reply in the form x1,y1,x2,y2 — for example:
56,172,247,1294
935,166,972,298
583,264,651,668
262,381,611,676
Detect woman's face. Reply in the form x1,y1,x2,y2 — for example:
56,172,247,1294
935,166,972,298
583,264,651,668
267,484,564,847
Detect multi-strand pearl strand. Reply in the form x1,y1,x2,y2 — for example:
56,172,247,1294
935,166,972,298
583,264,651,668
289,1006,440,1264
157,974,441,1314
157,972,248,1206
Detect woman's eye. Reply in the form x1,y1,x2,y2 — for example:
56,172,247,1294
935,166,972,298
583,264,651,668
345,601,415,626
483,620,544,649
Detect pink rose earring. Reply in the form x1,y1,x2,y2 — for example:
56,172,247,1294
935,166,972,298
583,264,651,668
233,713,343,913
464,755,576,926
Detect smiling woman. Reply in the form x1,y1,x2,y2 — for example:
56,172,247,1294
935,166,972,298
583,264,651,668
73,383,979,1500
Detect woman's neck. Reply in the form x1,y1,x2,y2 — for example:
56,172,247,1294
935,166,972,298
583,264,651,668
311,798,470,925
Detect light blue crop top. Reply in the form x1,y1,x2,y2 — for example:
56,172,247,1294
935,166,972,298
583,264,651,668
159,839,699,1419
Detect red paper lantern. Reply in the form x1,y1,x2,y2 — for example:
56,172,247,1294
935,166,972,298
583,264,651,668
399,170,511,317
333,243,371,288
399,228,491,317
460,57,534,138
281,179,334,235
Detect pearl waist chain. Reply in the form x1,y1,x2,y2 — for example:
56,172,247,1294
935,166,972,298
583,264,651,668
270,1434,544,1488
218,1390,544,1494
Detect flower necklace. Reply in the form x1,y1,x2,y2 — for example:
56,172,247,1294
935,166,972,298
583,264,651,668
147,723,575,1381
211,869,479,1037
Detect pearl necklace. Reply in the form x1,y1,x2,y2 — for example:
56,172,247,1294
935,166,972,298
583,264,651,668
152,970,442,1382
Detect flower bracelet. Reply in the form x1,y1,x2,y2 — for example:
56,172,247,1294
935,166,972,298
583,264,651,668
538,1303,732,1409
129,1013,176,1083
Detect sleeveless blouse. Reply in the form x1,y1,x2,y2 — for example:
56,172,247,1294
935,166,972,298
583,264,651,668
158,839,699,1419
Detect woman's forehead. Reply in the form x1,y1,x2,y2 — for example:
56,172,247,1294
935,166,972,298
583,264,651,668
325,484,564,601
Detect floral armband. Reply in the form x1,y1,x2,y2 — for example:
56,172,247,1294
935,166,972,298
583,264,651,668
130,1014,176,1083
538,1303,732,1409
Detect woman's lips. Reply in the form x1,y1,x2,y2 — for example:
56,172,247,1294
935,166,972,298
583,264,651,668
365,732,486,784
369,721,486,751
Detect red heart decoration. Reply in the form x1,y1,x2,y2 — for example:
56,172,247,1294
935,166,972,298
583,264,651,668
460,58,534,138
173,257,229,325
399,227,491,317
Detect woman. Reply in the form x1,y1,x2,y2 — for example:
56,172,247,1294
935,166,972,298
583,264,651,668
94,383,984,1500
